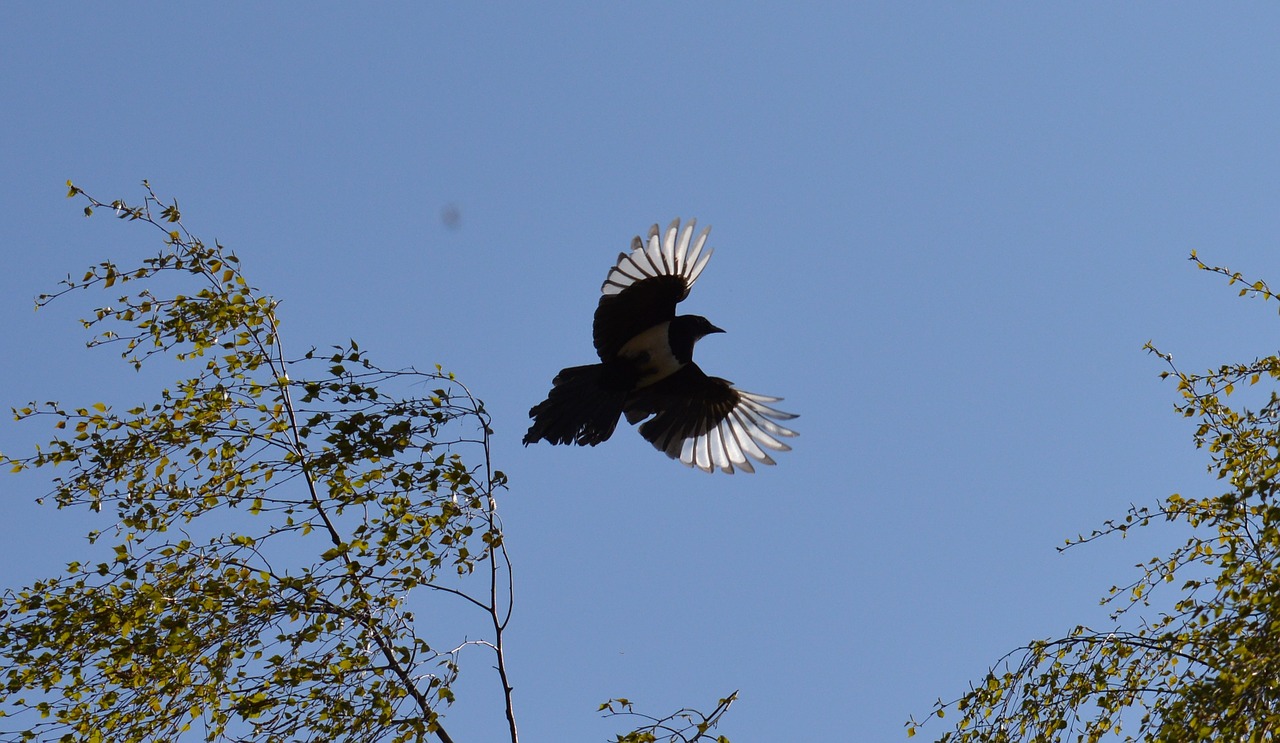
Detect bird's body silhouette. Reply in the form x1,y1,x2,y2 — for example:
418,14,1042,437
523,218,797,473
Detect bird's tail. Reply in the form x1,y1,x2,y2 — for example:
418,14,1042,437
524,364,627,447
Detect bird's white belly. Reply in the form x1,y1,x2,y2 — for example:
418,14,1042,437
618,322,683,387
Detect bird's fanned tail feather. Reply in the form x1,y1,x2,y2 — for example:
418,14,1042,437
523,364,627,447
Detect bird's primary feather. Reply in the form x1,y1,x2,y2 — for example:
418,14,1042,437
626,364,798,474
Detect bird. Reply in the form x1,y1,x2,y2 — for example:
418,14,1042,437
523,218,797,474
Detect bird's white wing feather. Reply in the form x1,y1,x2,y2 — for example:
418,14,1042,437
601,218,714,297
676,390,799,474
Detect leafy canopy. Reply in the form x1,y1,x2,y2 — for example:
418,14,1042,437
910,253,1280,742
0,183,508,743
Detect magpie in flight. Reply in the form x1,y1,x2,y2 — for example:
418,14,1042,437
523,218,797,473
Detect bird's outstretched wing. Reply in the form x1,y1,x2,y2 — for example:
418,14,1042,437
593,218,714,361
624,364,798,474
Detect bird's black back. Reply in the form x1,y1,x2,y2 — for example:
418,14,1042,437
593,275,686,361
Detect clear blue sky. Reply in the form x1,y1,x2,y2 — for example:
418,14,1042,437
4,5,1280,741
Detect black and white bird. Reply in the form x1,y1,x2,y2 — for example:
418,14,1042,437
523,218,797,474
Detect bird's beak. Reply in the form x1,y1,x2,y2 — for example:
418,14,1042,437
708,324,726,335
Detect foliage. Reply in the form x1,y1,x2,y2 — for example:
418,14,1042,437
0,182,737,743
908,253,1280,741
599,692,737,743
0,183,512,743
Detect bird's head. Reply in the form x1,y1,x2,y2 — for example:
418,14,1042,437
677,314,725,341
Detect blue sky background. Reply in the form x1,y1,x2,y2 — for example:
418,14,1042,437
4,5,1280,741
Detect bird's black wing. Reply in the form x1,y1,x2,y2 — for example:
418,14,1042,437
624,363,798,474
593,218,714,361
